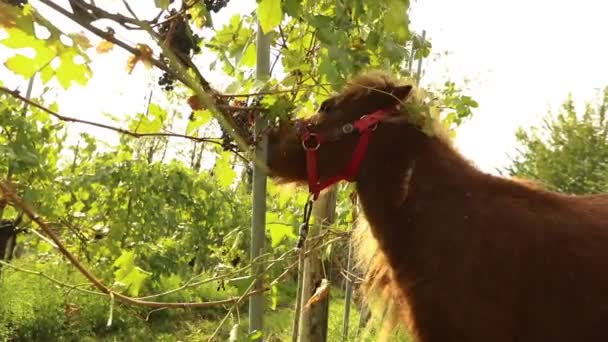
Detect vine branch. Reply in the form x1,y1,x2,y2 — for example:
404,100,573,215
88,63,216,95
0,86,248,162
0,180,269,309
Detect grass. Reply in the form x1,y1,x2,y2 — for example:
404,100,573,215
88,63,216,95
0,258,412,341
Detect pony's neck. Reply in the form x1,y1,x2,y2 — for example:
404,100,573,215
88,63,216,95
355,124,481,255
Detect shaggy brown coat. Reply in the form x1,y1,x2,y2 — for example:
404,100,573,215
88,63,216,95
266,71,608,342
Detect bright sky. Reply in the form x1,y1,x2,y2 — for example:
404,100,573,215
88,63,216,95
2,0,608,174
410,0,608,172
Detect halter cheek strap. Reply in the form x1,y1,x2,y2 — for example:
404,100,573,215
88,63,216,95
299,109,389,199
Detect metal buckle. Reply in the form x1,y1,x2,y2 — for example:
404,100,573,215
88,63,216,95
358,115,379,131
342,123,354,134
302,133,321,151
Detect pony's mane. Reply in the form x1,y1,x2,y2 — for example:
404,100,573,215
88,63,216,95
340,70,455,145
352,211,414,340
341,70,404,99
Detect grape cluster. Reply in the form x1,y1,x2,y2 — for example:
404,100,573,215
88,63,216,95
220,100,256,151
204,0,230,13
5,0,28,7
158,11,202,56
156,9,203,92
158,72,175,92
221,130,237,151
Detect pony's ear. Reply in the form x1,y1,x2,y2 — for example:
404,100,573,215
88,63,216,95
391,85,413,101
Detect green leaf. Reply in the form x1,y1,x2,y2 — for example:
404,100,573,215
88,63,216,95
1,27,44,49
319,57,340,85
190,3,212,28
214,151,237,188
158,274,183,292
154,0,170,9
148,103,168,122
248,330,263,341
384,0,410,43
270,282,278,310
4,54,40,78
366,31,380,49
132,104,167,133
266,212,295,247
227,276,253,294
39,64,54,84
283,0,302,18
239,42,257,67
276,186,296,208
258,0,282,33
186,109,212,134
56,50,92,89
113,251,151,297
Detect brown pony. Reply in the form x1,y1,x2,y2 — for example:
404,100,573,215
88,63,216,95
266,71,608,342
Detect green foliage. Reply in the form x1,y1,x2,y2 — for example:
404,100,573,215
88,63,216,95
112,250,152,296
0,258,142,341
0,256,244,341
257,0,283,34
1,4,91,88
507,88,608,194
438,80,479,128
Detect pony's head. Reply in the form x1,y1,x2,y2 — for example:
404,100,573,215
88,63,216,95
267,71,415,187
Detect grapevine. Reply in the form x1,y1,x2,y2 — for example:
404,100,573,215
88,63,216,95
156,9,202,92
204,0,230,13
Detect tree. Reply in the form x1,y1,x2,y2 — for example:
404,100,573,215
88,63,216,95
507,88,608,194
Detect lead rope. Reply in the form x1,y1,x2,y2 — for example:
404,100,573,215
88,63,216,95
296,194,315,250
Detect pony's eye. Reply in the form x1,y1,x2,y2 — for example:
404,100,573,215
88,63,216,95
319,99,333,112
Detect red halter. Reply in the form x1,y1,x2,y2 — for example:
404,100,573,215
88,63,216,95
298,110,389,199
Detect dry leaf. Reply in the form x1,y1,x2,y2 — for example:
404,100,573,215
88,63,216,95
187,95,204,110
0,4,17,28
137,43,154,68
64,302,81,320
125,44,154,74
304,279,330,310
126,54,138,74
71,33,92,49
96,40,114,53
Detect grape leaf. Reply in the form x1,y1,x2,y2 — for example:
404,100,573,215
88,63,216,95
248,330,263,340
266,212,296,247
270,282,278,310
258,0,282,33
384,0,410,43
113,250,151,297
283,0,302,18
214,151,237,188
239,42,257,67
186,109,212,134
154,0,170,10
55,50,92,89
4,55,40,78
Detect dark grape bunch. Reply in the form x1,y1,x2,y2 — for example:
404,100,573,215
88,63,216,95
220,130,237,151
204,0,230,13
5,0,28,7
156,9,202,92
158,10,202,56
220,99,256,152
158,72,175,92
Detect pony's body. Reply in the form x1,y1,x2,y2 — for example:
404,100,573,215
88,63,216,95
266,71,608,341
358,133,608,341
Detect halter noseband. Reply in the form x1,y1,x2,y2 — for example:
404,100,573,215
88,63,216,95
297,109,390,200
